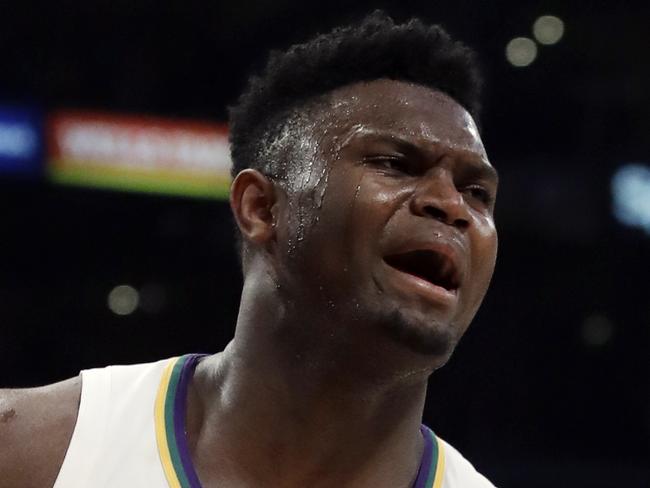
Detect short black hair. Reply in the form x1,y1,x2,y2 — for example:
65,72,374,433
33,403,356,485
228,10,483,181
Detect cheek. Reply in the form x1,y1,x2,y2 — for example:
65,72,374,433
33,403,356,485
458,225,497,326
347,175,412,250
469,218,498,286
306,172,402,274
283,170,365,267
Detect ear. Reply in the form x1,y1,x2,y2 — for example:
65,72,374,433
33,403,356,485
229,169,278,247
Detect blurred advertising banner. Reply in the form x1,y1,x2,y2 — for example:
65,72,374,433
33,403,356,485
47,110,231,199
0,105,42,177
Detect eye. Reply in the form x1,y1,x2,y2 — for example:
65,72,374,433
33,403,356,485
463,184,494,206
364,155,410,175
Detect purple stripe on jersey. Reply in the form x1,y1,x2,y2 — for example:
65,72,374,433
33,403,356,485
173,354,207,488
413,425,435,488
169,353,436,488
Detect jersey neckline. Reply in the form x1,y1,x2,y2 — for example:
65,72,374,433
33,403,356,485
154,354,445,488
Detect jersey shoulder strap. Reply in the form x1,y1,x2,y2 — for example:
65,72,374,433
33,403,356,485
53,358,172,488
438,437,496,487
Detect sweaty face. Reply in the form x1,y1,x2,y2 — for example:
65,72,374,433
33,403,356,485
272,79,498,361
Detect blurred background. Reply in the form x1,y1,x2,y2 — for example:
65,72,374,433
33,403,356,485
1,0,649,486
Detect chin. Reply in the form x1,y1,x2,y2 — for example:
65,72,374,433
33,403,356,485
380,308,460,359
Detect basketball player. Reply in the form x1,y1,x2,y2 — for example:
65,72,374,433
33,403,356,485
0,11,499,487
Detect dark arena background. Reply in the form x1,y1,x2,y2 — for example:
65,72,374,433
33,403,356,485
1,1,649,486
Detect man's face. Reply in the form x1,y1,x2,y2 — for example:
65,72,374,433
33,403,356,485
272,79,498,361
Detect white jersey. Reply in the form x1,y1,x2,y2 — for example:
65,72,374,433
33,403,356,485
54,355,495,488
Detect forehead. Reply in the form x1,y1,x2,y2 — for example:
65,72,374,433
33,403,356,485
320,79,486,158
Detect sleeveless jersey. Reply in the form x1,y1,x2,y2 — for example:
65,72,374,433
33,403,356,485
53,355,495,488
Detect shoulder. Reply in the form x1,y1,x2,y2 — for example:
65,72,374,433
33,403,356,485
0,376,81,488
440,437,496,488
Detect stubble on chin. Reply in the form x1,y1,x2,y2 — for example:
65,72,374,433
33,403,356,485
380,308,459,358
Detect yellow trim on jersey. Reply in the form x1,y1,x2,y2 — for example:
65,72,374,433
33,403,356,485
432,439,446,488
154,358,183,488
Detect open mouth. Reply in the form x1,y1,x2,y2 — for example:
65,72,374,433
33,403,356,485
384,250,460,292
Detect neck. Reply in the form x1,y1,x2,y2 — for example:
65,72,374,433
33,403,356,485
188,270,434,487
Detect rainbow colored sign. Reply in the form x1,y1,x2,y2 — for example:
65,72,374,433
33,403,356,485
47,111,231,199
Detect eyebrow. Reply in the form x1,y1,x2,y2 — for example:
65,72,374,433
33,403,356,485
358,131,499,184
460,157,499,185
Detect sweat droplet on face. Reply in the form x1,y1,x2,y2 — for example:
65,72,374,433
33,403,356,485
0,408,16,423
314,166,331,210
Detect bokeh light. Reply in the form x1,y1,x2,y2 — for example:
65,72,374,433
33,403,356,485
506,37,538,67
108,284,139,316
612,163,650,235
581,314,614,347
533,15,565,45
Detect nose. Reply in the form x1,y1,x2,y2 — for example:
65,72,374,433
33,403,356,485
410,168,470,230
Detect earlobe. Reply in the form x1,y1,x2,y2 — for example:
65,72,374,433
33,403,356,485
230,169,277,246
